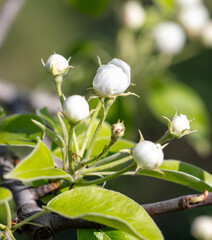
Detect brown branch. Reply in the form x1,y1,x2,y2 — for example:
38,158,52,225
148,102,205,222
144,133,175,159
143,191,211,216
0,146,212,239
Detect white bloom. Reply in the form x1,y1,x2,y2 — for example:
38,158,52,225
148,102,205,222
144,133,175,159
176,0,202,9
191,216,212,240
178,3,210,37
93,58,131,96
44,54,69,76
170,114,190,136
63,95,89,124
132,141,164,170
122,1,146,30
202,21,212,47
153,22,186,54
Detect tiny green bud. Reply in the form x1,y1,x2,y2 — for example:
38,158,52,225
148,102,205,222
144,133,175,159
111,121,125,141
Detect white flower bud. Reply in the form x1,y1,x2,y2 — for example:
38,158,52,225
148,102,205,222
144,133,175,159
93,58,131,96
176,0,202,9
153,22,186,55
170,114,190,136
122,1,146,30
201,21,212,47
191,216,212,240
44,54,69,76
178,4,210,37
132,141,164,170
63,95,89,124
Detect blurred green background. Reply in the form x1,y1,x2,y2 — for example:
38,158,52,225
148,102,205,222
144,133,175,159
0,0,212,239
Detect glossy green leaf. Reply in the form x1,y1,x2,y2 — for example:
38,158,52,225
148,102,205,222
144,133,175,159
78,228,139,240
139,160,212,192
146,78,211,156
0,188,12,204
0,114,44,146
45,187,163,240
5,139,73,182
68,0,108,16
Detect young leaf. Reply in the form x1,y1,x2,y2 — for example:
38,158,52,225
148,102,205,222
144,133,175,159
45,187,163,240
78,228,139,240
0,114,44,146
5,139,73,182
0,188,12,204
139,160,212,192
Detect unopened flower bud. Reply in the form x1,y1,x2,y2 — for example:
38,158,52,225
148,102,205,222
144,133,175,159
178,3,209,37
153,22,186,55
63,95,89,124
111,121,125,141
201,21,212,47
93,58,131,96
191,216,212,240
122,1,146,30
169,114,190,137
132,141,164,170
44,54,69,76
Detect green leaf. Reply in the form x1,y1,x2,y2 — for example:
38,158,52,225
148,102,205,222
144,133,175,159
45,187,163,240
78,228,139,240
0,188,12,204
146,78,211,156
68,0,108,16
139,160,212,192
0,114,44,146
6,139,73,182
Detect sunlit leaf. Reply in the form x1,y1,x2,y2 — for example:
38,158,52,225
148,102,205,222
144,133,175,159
139,160,212,192
0,188,12,204
5,139,73,182
45,187,163,240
